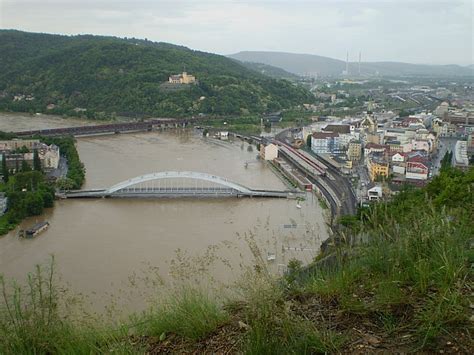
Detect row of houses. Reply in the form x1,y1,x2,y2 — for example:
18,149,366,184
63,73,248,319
366,149,430,183
0,139,60,172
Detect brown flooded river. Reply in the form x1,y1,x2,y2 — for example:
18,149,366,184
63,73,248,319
0,113,329,312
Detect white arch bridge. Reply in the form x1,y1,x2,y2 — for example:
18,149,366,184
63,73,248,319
61,171,302,199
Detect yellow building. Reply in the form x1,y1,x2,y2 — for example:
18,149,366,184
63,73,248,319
168,72,196,84
367,154,389,181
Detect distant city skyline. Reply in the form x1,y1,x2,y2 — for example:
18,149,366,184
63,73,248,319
1,0,472,66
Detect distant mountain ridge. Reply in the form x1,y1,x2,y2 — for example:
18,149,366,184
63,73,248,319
0,30,314,118
231,60,299,80
229,51,474,77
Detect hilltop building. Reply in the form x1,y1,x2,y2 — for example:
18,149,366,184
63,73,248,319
168,72,196,84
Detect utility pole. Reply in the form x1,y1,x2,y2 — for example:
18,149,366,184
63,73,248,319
346,51,349,75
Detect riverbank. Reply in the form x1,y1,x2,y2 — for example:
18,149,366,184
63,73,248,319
1,167,472,353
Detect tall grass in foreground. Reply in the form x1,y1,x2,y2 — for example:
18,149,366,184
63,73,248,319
298,200,472,349
0,258,140,354
233,235,347,354
133,287,229,340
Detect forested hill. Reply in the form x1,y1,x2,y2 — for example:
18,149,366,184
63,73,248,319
0,30,314,118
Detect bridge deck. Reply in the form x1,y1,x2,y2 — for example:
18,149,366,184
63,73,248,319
62,187,300,199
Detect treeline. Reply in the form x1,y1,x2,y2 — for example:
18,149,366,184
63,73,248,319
0,171,55,235
0,30,314,118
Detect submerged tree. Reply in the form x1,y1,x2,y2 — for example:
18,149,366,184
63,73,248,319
21,160,31,172
1,153,8,183
33,149,42,172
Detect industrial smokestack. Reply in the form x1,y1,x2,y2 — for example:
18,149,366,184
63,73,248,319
346,51,349,74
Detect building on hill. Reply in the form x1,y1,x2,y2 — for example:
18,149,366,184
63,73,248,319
264,112,282,123
168,72,196,84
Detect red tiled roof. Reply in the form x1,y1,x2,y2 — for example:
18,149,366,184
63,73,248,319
407,156,428,163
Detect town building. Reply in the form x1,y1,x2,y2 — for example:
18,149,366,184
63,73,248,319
260,143,278,161
367,153,389,181
168,72,196,84
367,185,383,201
391,152,406,175
406,161,429,180
24,143,60,170
0,140,60,171
346,140,362,161
0,139,40,151
454,140,469,170
311,132,340,154
364,143,386,157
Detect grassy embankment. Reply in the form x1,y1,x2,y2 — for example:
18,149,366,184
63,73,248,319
0,167,472,353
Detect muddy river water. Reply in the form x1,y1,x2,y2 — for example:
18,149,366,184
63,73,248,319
0,113,329,312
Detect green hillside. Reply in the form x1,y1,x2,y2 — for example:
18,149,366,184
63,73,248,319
0,31,314,118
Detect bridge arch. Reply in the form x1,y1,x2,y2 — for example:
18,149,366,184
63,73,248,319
105,171,254,195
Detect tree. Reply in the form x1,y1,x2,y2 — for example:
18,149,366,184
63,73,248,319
306,134,312,148
33,149,42,172
56,177,75,191
1,153,8,183
24,192,44,216
21,160,31,172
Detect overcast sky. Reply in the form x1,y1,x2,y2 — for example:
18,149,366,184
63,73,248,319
1,0,472,65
